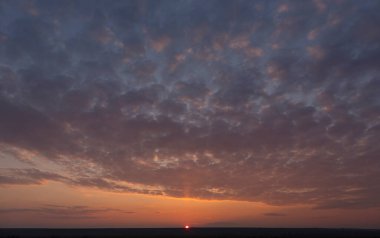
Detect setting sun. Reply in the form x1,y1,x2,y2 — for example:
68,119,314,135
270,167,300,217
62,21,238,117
185,225,190,229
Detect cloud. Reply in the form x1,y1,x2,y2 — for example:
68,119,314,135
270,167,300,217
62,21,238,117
0,0,379,209
0,168,66,185
263,213,287,217
0,204,133,219
202,221,240,227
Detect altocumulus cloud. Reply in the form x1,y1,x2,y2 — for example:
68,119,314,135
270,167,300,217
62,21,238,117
0,0,380,209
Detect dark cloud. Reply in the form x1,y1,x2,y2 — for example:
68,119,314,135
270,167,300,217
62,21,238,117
0,0,380,209
0,168,65,185
202,221,240,228
0,204,132,219
263,213,287,217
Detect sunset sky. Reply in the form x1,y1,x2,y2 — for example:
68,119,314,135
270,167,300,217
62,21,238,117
0,0,380,228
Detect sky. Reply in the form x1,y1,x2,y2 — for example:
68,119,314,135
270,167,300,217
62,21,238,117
0,0,380,228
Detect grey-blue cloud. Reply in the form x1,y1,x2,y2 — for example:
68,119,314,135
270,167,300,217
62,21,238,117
0,0,379,209
0,168,65,185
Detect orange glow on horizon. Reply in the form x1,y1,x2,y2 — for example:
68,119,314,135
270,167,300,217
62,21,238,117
1,181,380,228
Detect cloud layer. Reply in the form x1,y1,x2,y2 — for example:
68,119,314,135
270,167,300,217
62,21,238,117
0,204,131,219
0,0,380,209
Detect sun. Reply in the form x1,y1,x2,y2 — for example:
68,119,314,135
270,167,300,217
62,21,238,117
184,225,190,229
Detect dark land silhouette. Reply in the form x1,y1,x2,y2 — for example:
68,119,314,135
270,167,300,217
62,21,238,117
1,228,380,238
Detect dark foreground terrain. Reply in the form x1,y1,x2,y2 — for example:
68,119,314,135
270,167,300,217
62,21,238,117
1,228,380,238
